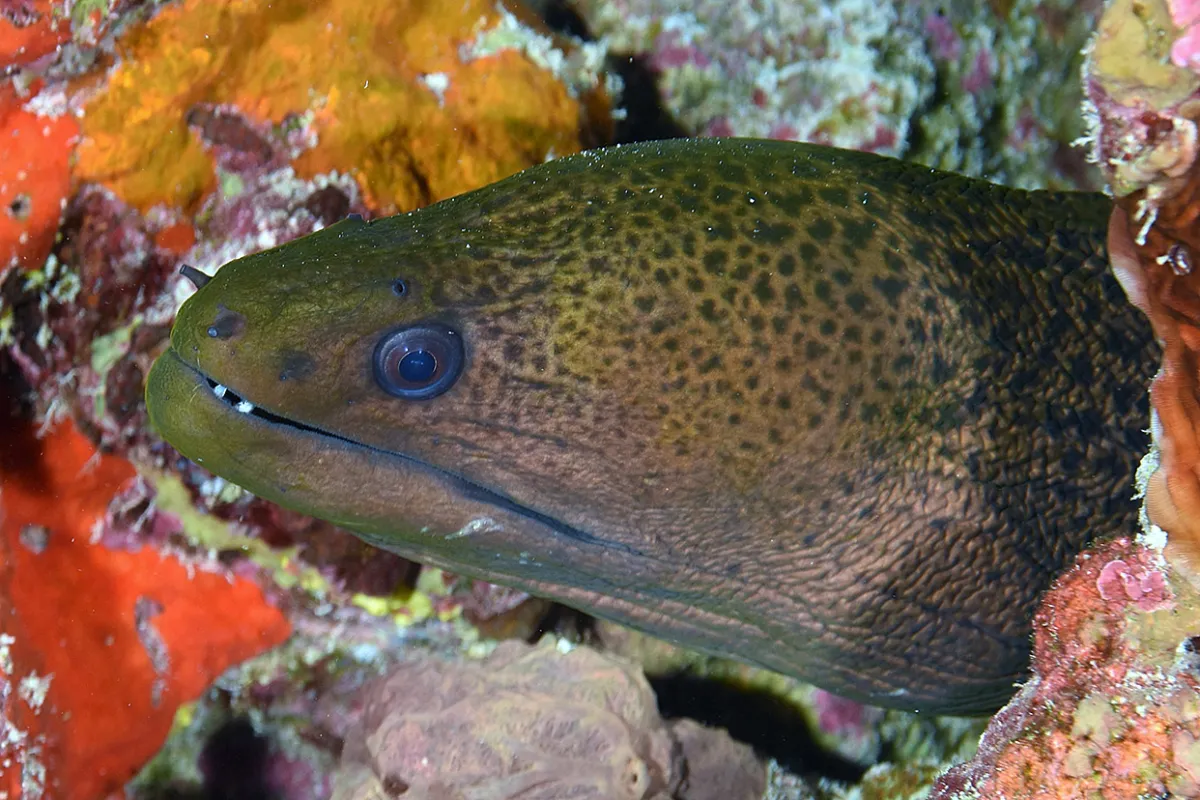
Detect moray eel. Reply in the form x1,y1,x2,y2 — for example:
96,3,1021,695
145,138,1156,714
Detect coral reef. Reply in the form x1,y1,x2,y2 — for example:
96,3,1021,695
569,0,1103,188
0,84,76,285
0,414,290,798
596,621,985,782
331,639,765,800
1086,0,1200,566
72,0,613,214
929,537,1200,798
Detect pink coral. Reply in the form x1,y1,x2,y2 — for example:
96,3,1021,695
1095,558,1173,611
931,538,1200,798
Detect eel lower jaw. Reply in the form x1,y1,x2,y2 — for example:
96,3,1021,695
148,347,626,554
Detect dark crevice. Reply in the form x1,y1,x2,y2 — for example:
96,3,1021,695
534,0,689,145
650,672,869,784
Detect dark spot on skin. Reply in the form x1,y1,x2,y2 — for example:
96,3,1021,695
1071,352,1093,385
687,276,705,292
883,250,907,274
703,249,728,275
930,353,956,383
807,218,835,242
707,214,735,241
817,186,849,206
778,253,797,276
773,188,815,216
716,162,748,184
832,269,852,286
753,273,774,303
207,305,245,339
674,191,702,214
634,295,656,313
654,268,671,285
699,299,719,321
873,276,908,308
278,350,316,382
687,173,710,192
805,340,829,360
799,242,819,264
845,292,869,313
785,283,805,310
840,216,877,249
819,319,837,336
682,233,698,257
808,413,823,429
731,262,752,281
814,280,836,308
504,340,526,361
712,185,736,205
751,222,794,244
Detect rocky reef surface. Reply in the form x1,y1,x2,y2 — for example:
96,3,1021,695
2,1,1191,798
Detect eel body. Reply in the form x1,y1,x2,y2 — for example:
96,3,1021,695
145,138,1157,714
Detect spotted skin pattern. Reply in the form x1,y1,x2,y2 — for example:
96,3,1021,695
147,139,1157,714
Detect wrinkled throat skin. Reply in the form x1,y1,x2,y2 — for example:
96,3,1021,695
146,138,1157,715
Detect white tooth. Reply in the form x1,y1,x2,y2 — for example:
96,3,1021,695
235,400,255,414
213,384,227,399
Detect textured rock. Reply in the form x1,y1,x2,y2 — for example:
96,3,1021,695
332,640,765,800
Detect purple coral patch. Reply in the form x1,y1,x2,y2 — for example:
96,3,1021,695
1096,558,1173,612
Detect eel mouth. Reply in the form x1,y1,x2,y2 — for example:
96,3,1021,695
149,348,627,553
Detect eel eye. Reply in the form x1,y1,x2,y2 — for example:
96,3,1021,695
373,323,464,400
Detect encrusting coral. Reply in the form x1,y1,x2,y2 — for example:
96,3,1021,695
929,537,1200,798
570,0,1103,188
0,412,291,799
1085,0,1200,565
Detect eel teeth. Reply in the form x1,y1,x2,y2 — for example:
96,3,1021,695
235,399,255,414
213,383,227,399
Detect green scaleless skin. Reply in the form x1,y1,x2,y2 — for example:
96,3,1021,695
145,138,1157,715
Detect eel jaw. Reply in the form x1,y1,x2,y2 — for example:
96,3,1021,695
145,347,628,555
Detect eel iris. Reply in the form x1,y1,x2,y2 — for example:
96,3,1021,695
145,138,1157,714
